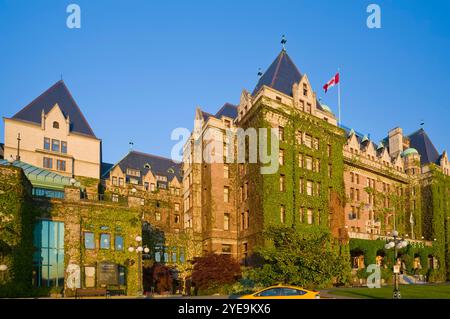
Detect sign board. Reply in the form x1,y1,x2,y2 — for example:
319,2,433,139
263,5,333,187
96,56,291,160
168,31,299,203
97,262,118,287
393,265,400,274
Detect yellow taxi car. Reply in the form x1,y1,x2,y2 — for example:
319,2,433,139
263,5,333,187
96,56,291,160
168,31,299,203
239,284,320,299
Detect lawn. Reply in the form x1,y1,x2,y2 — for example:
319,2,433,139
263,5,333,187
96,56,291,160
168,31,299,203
327,284,450,299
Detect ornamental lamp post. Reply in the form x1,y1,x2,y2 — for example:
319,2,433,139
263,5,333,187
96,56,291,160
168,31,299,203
128,236,150,297
0,264,7,282
384,230,408,299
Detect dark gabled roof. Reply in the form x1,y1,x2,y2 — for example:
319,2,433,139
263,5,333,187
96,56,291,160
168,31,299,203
341,125,379,152
215,103,238,119
252,50,302,97
201,111,213,122
11,80,96,138
116,151,182,181
100,162,114,179
408,128,440,165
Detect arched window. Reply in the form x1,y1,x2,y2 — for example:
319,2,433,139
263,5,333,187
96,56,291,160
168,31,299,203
53,121,59,129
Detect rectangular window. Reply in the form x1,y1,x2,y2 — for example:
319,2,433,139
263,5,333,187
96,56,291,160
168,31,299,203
33,220,65,288
298,153,303,168
222,244,232,254
245,210,249,229
306,103,312,113
174,214,180,224
119,178,124,187
304,134,312,148
356,189,360,201
56,159,66,171
280,175,285,192
316,182,321,196
112,194,119,202
84,232,95,249
313,138,319,150
112,177,118,186
115,235,124,251
314,159,320,172
224,187,229,203
327,144,332,157
144,182,149,190
174,203,180,212
306,156,313,170
127,168,141,177
296,131,303,144
280,205,286,224
100,233,110,249
299,178,304,194
307,209,313,224
52,139,60,152
224,213,230,230
356,174,360,184
61,141,67,154
155,212,161,221
150,183,155,191
278,126,284,141
244,182,248,199
44,137,50,150
279,149,285,166
306,180,313,196
299,207,304,223
43,157,52,169
240,212,245,231
224,164,229,178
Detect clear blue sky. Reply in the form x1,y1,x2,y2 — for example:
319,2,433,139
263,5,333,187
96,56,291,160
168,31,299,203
1,0,449,164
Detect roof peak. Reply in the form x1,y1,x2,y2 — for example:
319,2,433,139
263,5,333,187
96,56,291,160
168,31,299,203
11,80,96,138
408,128,440,165
252,50,302,97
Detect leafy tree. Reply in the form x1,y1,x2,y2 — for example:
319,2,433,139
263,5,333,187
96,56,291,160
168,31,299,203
191,253,241,292
248,226,350,288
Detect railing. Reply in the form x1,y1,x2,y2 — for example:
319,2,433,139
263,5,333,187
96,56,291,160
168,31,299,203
80,192,128,205
348,231,433,246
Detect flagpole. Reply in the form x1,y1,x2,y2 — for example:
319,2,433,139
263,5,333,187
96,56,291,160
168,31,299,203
338,67,341,127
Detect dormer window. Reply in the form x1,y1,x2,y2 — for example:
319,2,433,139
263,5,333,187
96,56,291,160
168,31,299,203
167,168,175,174
53,121,59,129
144,163,151,169
127,168,140,177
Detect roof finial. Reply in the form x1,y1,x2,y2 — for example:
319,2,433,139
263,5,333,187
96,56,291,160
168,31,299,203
129,141,134,151
60,74,63,81
281,34,287,51
257,67,263,78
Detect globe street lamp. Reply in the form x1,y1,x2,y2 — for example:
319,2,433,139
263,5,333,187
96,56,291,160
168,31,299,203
384,230,408,299
0,264,7,282
128,236,150,297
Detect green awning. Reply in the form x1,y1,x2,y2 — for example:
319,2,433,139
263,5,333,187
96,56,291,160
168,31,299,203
0,159,72,191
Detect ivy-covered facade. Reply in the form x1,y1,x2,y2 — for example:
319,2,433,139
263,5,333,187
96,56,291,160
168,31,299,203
2,47,450,297
0,162,194,297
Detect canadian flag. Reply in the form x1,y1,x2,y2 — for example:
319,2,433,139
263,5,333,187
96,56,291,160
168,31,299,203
323,73,340,93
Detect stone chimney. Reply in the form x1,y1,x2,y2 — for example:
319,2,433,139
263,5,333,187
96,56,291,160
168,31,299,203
388,127,403,158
